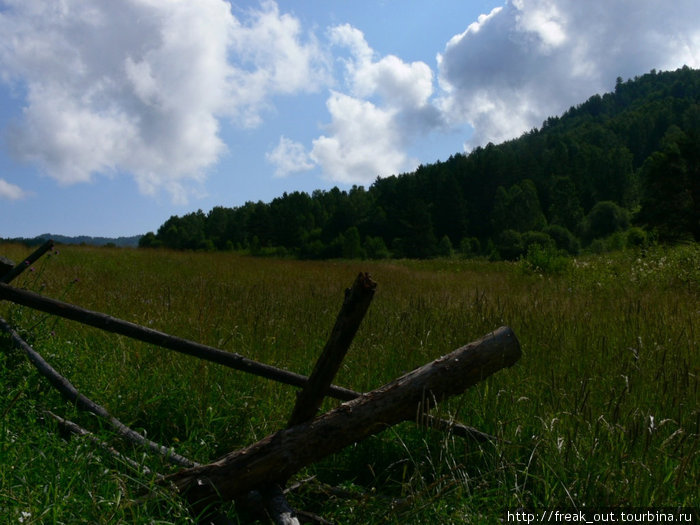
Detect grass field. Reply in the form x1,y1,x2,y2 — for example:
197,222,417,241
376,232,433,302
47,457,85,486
1,243,698,523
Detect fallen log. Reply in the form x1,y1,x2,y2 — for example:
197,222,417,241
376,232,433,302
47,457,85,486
0,256,14,277
273,272,375,524
166,326,521,507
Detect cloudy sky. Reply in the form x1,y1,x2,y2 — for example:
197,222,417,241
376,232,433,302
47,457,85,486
1,0,698,238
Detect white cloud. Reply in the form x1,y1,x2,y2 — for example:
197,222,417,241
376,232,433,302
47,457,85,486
438,0,700,149
513,0,567,51
303,25,443,185
0,178,27,200
266,136,314,177
227,0,331,126
310,91,409,184
328,24,374,64
329,24,435,110
0,0,329,202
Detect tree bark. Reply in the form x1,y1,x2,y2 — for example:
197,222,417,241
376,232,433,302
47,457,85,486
166,326,520,506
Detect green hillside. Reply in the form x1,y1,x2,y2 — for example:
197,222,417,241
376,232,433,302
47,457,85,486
142,66,700,258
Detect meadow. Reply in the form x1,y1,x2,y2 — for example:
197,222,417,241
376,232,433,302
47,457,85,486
0,243,698,524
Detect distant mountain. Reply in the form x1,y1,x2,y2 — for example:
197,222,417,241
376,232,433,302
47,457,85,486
3,233,142,247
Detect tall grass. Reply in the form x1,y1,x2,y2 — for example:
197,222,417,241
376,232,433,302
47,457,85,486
1,243,697,523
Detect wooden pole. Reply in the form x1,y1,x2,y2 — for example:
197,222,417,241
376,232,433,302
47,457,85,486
166,326,521,505
0,282,358,401
44,411,163,479
288,272,376,427
261,485,300,525
1,239,54,283
0,316,197,468
0,281,498,442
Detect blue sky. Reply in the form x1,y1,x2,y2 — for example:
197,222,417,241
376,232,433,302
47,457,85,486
1,0,698,238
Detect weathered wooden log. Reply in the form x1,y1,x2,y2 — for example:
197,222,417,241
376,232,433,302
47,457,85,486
1,239,54,283
0,316,197,468
45,411,164,479
0,281,496,443
273,273,375,523
261,485,300,525
0,282,358,401
288,272,376,427
166,326,521,506
0,256,15,277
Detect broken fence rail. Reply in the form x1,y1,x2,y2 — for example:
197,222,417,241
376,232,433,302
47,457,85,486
0,281,358,401
0,279,496,442
0,244,521,523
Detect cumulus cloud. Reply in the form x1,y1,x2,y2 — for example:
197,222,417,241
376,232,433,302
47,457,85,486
310,91,409,184
438,0,700,149
266,136,314,177
0,0,328,202
0,178,27,200
300,24,444,185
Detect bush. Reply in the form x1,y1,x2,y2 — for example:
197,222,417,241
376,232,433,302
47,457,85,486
496,230,524,260
364,236,390,259
436,235,453,257
520,243,570,274
626,227,649,248
544,225,580,254
300,239,326,259
459,237,481,258
585,201,630,240
342,227,365,259
522,231,555,251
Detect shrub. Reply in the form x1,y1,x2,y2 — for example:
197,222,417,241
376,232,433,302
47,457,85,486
459,237,481,258
436,235,453,257
522,231,555,251
496,230,524,260
521,243,570,274
342,227,365,259
544,224,580,254
585,201,630,240
626,227,649,248
364,236,390,259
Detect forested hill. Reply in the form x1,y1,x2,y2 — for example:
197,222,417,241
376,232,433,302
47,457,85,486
141,66,700,259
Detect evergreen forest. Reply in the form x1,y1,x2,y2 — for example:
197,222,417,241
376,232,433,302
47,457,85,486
140,66,700,260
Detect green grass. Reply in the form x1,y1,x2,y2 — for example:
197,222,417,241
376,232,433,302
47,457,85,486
1,243,698,523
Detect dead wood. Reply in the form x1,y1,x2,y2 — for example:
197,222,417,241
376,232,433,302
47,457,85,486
0,316,197,468
288,272,376,427
1,239,54,283
0,281,499,442
0,282,358,401
261,485,301,525
165,326,520,506
45,410,164,479
0,256,14,277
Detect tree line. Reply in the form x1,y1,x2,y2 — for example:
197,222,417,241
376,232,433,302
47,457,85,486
140,66,700,259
